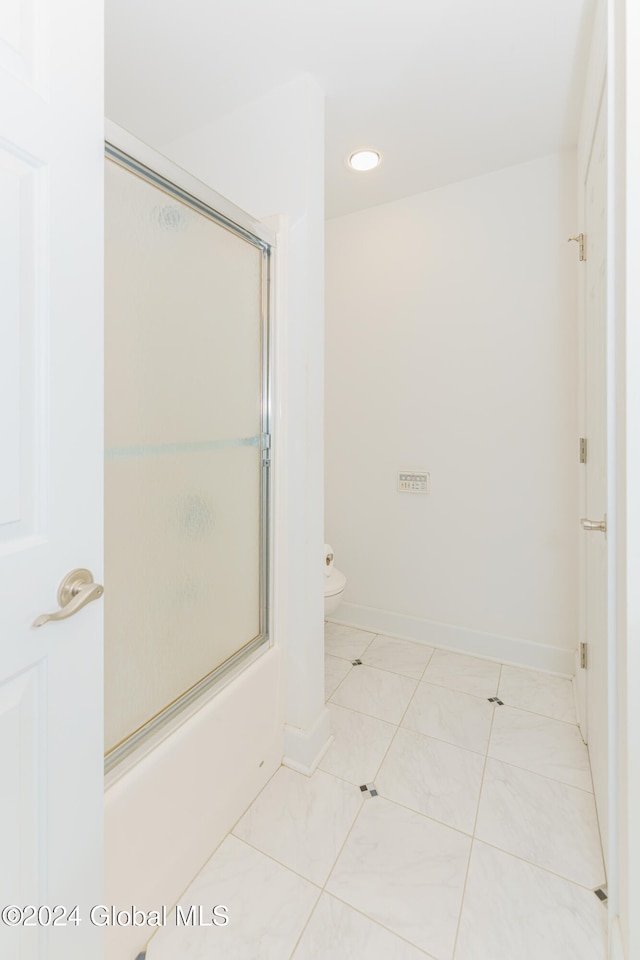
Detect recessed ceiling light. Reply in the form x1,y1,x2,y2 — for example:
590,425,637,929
347,149,381,172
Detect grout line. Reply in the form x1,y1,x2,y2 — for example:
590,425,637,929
228,759,284,835
495,662,502,699
470,837,607,893
286,888,324,959
584,724,609,886
227,832,325,889
310,891,438,959
311,791,367,915
385,722,488,758
325,661,354,700
450,665,501,959
330,659,419,681
485,698,584,727
360,637,436,683
325,651,369,663
366,663,428,785
322,698,396,727
358,660,434,682
485,754,595,795
358,786,477,842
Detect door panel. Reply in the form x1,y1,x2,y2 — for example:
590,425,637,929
0,664,42,959
0,140,43,545
0,0,104,957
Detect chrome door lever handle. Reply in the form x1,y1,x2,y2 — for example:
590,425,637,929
33,568,104,628
580,517,607,534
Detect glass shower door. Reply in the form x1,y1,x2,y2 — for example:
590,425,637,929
104,146,271,765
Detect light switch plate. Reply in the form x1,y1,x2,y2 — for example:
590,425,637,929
398,471,430,493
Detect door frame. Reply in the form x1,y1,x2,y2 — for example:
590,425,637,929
575,81,607,748
581,1,640,956
610,0,640,957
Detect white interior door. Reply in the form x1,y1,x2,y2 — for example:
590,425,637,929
0,1,104,957
581,89,609,869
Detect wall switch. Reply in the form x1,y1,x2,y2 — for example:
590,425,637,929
398,471,430,493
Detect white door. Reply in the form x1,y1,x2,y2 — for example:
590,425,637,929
581,89,609,867
0,1,104,958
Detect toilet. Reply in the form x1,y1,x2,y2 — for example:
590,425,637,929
324,544,346,616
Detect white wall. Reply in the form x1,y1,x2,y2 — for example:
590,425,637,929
326,152,579,673
104,75,328,960
161,74,328,770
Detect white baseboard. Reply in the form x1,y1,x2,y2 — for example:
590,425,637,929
283,705,333,775
330,602,575,677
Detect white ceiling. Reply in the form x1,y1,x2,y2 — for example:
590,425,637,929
105,0,595,219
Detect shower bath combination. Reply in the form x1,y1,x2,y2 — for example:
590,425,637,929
103,130,274,768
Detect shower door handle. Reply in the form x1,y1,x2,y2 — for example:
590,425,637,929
33,568,104,627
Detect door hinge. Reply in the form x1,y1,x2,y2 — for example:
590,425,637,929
261,432,271,466
568,233,586,261
579,437,587,464
580,642,588,669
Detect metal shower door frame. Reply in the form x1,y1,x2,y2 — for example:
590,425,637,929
103,121,274,774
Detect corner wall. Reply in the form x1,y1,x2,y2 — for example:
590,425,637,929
325,152,578,674
161,74,328,771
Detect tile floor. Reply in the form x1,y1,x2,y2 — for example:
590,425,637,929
146,623,608,960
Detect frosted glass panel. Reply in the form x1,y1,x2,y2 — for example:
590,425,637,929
104,446,261,750
104,154,269,756
105,159,262,448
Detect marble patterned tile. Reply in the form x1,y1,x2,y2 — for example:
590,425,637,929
233,767,362,885
361,635,435,679
146,835,319,960
319,703,397,785
475,759,605,887
489,706,592,790
376,728,484,834
454,841,608,960
327,796,470,960
402,682,494,755
324,622,376,660
325,654,352,700
422,649,501,698
498,665,576,723
330,665,418,724
292,893,434,960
